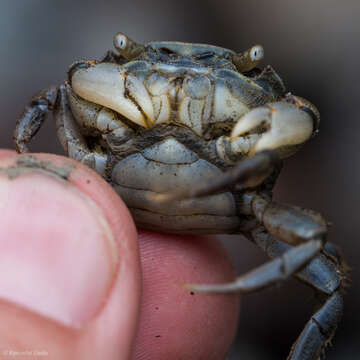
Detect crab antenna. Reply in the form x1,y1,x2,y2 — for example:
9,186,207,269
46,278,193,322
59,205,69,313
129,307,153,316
113,32,145,60
232,45,264,72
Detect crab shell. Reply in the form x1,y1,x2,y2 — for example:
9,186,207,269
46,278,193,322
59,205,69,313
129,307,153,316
63,41,315,233
71,42,287,135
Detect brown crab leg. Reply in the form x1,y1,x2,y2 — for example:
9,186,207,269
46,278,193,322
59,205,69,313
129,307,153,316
248,196,345,359
249,227,346,360
250,226,346,294
184,239,322,293
288,292,343,360
251,194,328,246
14,86,58,153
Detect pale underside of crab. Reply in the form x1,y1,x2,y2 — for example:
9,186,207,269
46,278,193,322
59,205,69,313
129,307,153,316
14,33,347,360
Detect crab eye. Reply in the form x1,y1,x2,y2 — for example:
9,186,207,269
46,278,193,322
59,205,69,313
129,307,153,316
114,33,128,51
250,45,264,62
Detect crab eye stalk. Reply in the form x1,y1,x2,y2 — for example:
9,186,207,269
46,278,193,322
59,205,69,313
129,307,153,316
114,33,127,50
233,45,264,73
113,32,145,60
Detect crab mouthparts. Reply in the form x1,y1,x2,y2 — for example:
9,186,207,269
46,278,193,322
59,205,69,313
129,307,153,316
72,62,154,127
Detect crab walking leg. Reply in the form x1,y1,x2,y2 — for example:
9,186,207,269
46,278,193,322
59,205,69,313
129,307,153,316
288,292,343,360
250,227,346,360
184,239,322,293
152,150,280,202
14,86,58,153
252,227,346,294
251,194,328,246
54,84,108,175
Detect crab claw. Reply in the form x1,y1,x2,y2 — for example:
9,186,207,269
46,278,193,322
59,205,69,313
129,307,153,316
231,100,317,158
71,62,154,127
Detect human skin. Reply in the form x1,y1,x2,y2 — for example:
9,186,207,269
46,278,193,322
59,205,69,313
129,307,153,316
0,150,239,360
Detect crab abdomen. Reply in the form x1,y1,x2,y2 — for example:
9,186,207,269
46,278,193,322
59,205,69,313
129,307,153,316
111,137,241,234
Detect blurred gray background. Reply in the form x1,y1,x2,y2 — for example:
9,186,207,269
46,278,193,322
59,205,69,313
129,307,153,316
1,0,359,358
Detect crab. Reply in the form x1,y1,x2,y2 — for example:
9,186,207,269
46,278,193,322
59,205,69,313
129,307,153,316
13,32,347,360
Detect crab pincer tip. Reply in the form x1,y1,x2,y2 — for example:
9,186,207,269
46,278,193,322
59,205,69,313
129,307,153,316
182,282,217,293
181,282,198,292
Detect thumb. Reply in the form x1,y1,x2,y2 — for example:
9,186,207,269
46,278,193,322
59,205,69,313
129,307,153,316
0,151,141,359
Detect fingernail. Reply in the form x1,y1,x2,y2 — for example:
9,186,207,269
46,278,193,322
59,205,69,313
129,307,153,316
0,171,118,328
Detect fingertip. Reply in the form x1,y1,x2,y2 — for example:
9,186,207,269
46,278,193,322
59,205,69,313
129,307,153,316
0,149,16,159
133,231,239,360
0,151,141,359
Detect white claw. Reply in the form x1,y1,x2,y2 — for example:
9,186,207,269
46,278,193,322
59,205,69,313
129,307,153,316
231,102,314,157
126,73,155,126
72,63,154,127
